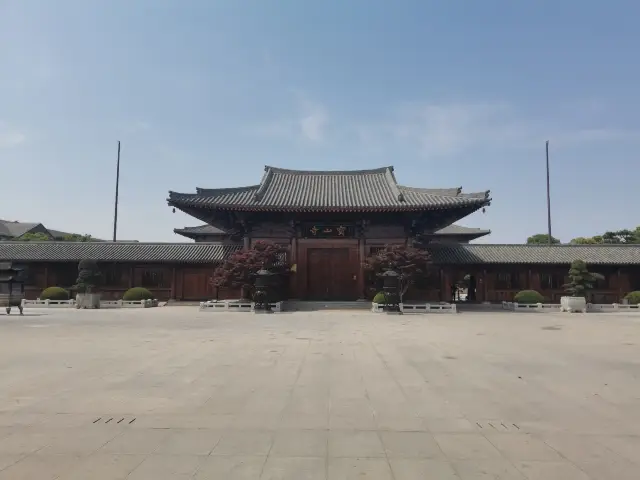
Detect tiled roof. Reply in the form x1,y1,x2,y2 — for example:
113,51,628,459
0,242,241,263
0,220,42,238
168,166,491,212
176,223,492,240
430,244,640,265
2,241,636,266
433,225,491,237
174,225,227,238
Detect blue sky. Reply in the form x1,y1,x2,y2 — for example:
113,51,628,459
1,0,638,243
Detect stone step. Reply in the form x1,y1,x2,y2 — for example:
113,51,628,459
166,300,202,306
284,300,371,311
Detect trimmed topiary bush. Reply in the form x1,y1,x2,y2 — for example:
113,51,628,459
372,291,387,304
40,287,70,301
624,291,640,305
122,287,154,301
513,290,544,304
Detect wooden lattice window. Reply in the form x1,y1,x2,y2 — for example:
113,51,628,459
495,272,519,289
541,273,564,289
140,269,168,288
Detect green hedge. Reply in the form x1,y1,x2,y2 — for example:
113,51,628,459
372,291,387,304
122,287,154,301
513,290,544,304
624,291,640,305
40,287,70,301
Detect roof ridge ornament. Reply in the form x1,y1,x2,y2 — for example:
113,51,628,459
253,167,274,202
384,167,405,202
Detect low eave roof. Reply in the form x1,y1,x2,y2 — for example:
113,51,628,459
430,244,640,265
1,242,638,266
432,225,491,239
0,242,241,263
174,225,227,238
168,166,491,212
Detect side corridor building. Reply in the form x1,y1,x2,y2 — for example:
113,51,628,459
1,166,639,302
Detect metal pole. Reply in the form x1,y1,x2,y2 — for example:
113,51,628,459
112,141,121,242
546,140,552,244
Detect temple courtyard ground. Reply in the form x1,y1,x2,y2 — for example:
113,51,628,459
0,308,638,479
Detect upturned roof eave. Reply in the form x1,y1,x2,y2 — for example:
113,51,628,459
167,198,491,213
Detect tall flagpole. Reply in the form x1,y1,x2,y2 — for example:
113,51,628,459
546,140,552,244
112,141,121,242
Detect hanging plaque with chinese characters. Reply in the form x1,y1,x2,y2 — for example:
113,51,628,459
304,224,356,238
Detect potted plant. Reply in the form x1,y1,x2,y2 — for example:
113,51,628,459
74,260,103,309
561,260,603,313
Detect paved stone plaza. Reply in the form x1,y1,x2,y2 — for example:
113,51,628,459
0,308,638,479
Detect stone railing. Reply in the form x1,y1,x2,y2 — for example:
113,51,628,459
21,298,158,308
22,299,76,308
502,301,561,312
199,300,283,313
100,299,159,308
372,302,456,314
502,301,640,313
587,303,640,312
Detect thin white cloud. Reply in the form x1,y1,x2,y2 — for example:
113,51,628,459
553,128,639,146
390,102,530,156
251,94,329,144
122,120,151,136
0,128,26,148
356,101,639,157
299,104,328,142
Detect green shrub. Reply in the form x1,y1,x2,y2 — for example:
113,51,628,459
40,286,69,301
122,287,154,301
624,291,640,305
372,291,387,304
513,290,544,304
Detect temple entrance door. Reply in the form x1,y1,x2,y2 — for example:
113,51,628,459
182,271,209,300
307,248,354,300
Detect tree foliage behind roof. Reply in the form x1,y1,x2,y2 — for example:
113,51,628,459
17,232,52,242
570,227,640,245
526,233,561,244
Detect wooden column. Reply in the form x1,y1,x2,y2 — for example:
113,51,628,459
243,235,250,250
439,268,443,301
358,237,366,299
170,266,177,300
43,266,49,287
289,235,299,299
482,269,488,301
442,268,452,302
129,266,134,288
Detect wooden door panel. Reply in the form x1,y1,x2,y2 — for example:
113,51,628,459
182,272,208,300
329,248,353,300
306,248,356,300
307,249,331,300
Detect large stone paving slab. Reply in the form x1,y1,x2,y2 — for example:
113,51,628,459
0,307,638,478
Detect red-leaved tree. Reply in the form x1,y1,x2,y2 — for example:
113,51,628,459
212,241,288,299
362,244,432,302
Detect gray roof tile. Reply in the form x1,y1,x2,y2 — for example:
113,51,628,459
174,225,227,237
432,225,491,237
168,166,491,212
430,244,640,265
177,223,492,240
0,220,43,238
0,242,240,263
1,241,638,266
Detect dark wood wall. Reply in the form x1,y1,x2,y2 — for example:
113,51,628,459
12,250,640,303
19,262,222,301
442,265,639,304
